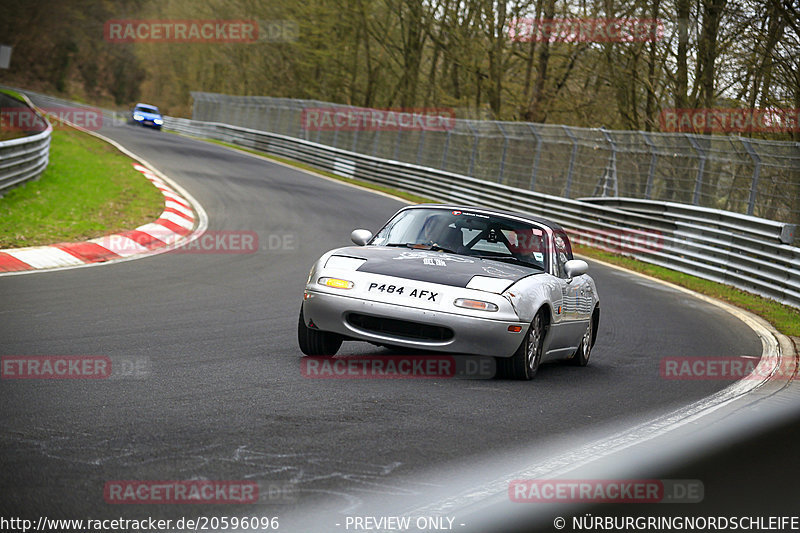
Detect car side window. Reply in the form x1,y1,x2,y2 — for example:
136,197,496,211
553,231,573,278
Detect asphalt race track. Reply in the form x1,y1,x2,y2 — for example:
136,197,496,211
0,114,763,528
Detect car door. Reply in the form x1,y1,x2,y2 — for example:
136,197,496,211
552,231,592,350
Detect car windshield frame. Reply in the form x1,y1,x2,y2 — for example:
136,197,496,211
370,207,550,272
135,105,160,115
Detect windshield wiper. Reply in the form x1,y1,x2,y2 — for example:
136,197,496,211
474,255,543,270
386,243,458,254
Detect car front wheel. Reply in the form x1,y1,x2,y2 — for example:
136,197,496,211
504,311,545,380
297,306,342,356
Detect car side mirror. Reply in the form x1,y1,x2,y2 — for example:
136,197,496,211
350,229,373,246
564,259,588,280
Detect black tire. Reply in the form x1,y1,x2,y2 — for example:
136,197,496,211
569,318,593,367
297,306,342,356
502,311,546,380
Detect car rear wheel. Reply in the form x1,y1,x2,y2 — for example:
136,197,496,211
569,319,592,367
297,306,342,356
502,311,545,380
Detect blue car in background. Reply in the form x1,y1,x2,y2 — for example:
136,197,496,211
131,103,163,129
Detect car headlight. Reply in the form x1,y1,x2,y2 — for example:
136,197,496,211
133,114,144,121
454,298,498,312
318,277,354,289
154,118,164,125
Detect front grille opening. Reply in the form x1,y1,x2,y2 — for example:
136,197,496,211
347,313,454,341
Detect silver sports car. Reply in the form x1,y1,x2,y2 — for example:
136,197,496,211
298,204,599,380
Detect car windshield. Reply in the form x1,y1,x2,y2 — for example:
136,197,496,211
135,106,159,114
371,207,548,270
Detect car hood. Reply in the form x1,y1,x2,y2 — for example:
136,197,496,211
332,246,540,289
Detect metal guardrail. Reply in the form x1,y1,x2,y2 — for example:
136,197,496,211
190,92,800,225
164,116,800,309
0,92,51,193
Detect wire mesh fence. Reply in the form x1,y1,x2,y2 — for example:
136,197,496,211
190,92,800,225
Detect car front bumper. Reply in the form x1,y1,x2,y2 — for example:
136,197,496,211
302,289,528,357
134,117,162,128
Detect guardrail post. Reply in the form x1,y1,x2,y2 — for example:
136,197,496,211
299,107,308,140
262,106,272,133
597,128,619,197
562,126,578,197
441,128,452,169
332,111,340,149
393,130,402,161
235,104,244,128
740,138,761,216
640,131,657,199
467,122,479,177
372,129,381,157
497,123,509,184
527,124,543,192
686,134,707,206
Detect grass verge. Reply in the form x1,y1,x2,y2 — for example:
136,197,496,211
177,129,800,337
0,127,165,248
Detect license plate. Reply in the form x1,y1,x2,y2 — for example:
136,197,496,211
367,282,439,302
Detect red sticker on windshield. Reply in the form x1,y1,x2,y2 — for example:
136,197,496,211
452,210,462,215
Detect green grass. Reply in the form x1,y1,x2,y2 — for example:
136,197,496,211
575,245,800,337
177,129,800,337
0,128,165,248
